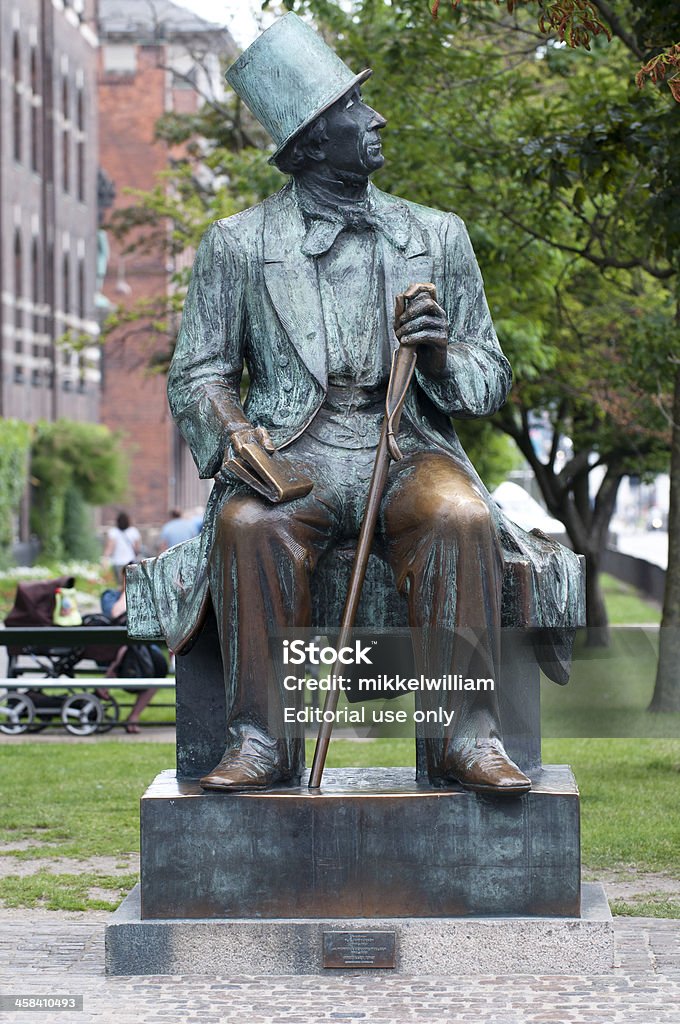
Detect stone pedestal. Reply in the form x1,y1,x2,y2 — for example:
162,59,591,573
106,757,616,976
139,766,579,919
106,882,614,975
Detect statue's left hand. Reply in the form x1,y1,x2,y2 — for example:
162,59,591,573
231,425,276,455
215,425,276,487
395,283,448,376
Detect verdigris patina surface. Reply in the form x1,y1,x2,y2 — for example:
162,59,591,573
127,12,583,794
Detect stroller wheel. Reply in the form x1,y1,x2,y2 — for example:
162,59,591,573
61,692,103,736
0,692,36,734
96,693,120,733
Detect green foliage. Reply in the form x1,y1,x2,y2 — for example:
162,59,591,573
430,1,612,52
456,420,520,489
30,420,128,561
428,0,680,100
0,420,31,567
62,488,101,562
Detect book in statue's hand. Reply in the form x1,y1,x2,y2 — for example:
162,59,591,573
222,441,313,504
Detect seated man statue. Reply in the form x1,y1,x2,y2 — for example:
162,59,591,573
142,14,582,794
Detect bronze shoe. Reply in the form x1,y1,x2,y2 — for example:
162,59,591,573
200,729,289,792
200,748,285,791
442,739,531,795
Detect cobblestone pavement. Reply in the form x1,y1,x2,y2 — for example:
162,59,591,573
0,912,679,1023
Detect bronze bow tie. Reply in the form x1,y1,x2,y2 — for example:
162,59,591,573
301,207,382,256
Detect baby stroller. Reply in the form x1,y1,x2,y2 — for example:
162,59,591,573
0,576,164,735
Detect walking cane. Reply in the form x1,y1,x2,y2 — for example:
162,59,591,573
308,283,438,789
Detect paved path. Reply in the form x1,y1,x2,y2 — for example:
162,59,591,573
0,726,177,745
0,912,679,1023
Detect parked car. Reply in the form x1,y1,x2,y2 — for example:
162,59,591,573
491,481,567,539
646,507,668,532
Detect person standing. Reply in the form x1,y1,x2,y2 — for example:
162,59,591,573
158,509,199,553
102,512,141,583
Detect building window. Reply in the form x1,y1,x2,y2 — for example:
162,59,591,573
14,231,23,383
77,258,86,320
77,258,87,391
32,339,41,388
76,88,85,201
13,33,22,163
77,141,84,201
102,45,137,75
172,64,199,90
62,253,72,391
62,74,70,192
30,47,40,174
46,241,55,389
31,237,41,336
14,231,23,347
63,252,70,319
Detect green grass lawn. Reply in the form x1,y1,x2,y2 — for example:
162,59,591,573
600,572,661,624
540,576,671,738
1,737,679,914
540,626,680,738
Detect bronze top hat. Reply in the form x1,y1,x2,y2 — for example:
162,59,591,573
225,12,372,163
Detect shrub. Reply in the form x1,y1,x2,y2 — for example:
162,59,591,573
0,421,32,567
30,420,128,561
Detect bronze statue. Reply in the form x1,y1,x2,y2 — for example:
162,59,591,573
138,13,582,795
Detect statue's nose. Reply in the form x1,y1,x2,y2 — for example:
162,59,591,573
367,108,387,130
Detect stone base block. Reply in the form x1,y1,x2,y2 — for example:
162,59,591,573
140,766,580,919
106,882,613,976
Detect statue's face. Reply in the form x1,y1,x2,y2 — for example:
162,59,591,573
320,86,387,175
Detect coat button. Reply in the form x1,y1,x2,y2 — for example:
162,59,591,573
279,355,289,368
281,380,293,392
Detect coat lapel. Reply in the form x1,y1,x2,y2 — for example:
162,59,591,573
262,184,435,387
375,191,435,357
263,186,328,389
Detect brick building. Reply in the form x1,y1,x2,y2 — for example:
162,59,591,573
0,0,100,428
97,0,236,533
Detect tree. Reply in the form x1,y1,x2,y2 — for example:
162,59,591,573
0,421,31,568
30,421,128,561
108,0,678,651
285,0,676,643
420,0,680,691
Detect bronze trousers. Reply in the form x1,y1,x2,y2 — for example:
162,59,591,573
208,433,505,779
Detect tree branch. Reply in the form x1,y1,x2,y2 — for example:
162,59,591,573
588,0,645,62
495,205,675,280
591,464,624,543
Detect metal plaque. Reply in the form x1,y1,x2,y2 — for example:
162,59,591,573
322,930,397,969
